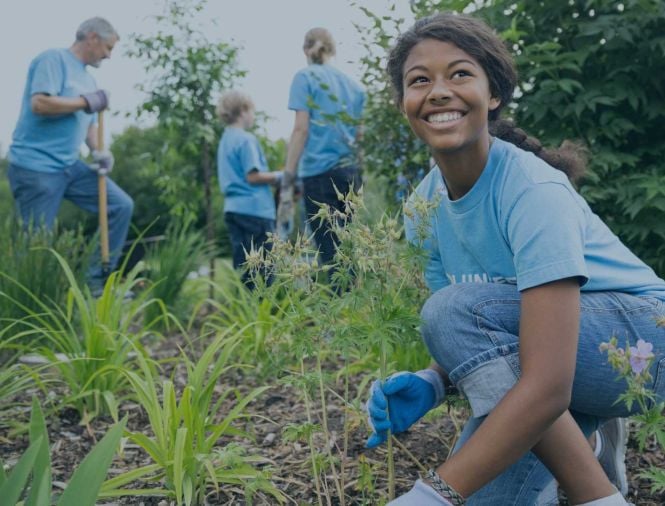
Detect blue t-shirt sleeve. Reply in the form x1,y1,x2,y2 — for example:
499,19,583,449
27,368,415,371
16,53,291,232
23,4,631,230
239,136,263,175
30,52,63,96
288,71,311,111
506,182,589,291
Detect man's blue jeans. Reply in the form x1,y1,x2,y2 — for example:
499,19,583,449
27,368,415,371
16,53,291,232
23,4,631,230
420,283,665,505
8,161,134,291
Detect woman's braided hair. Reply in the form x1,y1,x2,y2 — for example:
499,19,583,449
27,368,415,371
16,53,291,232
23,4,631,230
387,12,586,182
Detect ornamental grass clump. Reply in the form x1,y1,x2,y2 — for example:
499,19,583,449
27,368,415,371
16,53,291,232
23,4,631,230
0,217,92,340
144,217,216,327
0,251,167,423
113,328,284,505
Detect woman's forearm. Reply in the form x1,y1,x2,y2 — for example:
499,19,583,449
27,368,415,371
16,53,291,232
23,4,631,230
284,127,307,175
436,377,569,497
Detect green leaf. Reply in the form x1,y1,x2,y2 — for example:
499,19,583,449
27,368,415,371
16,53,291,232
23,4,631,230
0,436,42,505
57,417,127,506
26,397,51,506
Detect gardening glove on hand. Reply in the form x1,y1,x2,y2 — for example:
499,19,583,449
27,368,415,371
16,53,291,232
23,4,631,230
272,170,284,186
81,89,110,113
387,479,454,506
366,369,445,448
294,177,304,198
276,170,296,237
90,150,114,174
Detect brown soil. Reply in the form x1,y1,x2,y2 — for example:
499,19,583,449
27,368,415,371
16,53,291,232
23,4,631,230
2,334,664,506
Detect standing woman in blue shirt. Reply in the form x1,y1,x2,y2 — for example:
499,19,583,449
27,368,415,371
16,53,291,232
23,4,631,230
279,27,365,266
364,12,665,506
217,90,282,290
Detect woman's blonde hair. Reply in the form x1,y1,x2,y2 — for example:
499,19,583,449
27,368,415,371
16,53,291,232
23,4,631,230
303,27,335,64
216,90,253,125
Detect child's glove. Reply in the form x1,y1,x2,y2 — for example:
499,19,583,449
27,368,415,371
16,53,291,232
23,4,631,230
387,479,454,505
366,369,445,448
90,150,114,174
81,89,110,113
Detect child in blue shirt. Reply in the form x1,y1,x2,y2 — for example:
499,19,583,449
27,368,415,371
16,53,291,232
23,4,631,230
216,91,282,289
364,12,665,506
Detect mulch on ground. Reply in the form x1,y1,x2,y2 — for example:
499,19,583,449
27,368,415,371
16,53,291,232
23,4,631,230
2,333,664,505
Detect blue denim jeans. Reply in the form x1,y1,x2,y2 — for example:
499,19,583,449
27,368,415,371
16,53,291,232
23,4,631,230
421,283,665,505
302,164,361,266
8,162,134,290
224,212,275,290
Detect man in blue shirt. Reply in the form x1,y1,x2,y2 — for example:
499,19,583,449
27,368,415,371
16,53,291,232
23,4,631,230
8,17,133,294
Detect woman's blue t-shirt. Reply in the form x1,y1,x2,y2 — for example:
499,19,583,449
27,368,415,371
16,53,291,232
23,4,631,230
288,63,365,178
217,127,276,221
405,138,665,300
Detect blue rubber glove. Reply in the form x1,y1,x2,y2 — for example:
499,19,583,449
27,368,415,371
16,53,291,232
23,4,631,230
366,369,445,448
387,479,453,505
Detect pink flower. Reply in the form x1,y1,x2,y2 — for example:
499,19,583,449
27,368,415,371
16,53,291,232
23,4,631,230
629,339,654,375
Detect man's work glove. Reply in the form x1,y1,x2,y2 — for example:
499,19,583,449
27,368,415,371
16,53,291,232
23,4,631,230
81,89,109,113
90,150,114,174
366,369,445,448
387,480,454,506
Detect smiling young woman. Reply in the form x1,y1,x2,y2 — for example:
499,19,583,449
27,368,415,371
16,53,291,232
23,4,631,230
401,39,500,199
364,11,665,506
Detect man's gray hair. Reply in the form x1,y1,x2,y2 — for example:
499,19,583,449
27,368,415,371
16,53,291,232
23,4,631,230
76,17,118,42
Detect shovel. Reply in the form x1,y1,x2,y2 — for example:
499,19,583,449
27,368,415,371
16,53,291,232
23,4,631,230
97,111,110,278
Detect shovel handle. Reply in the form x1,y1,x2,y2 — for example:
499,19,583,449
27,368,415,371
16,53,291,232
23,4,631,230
97,111,110,274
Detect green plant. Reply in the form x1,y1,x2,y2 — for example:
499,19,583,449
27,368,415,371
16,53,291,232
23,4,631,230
200,261,284,370
111,328,284,505
0,397,126,506
0,217,92,339
144,216,216,325
249,187,432,503
601,329,665,494
0,251,166,423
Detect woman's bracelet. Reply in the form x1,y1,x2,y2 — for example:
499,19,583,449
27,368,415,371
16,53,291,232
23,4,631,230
423,469,466,505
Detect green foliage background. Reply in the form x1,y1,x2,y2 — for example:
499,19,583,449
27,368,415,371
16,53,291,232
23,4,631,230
357,0,665,276
2,0,663,277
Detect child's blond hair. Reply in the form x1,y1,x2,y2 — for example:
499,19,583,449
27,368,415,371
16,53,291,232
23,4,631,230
216,90,253,125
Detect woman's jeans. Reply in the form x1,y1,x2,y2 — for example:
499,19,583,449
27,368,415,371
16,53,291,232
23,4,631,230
8,162,134,291
302,164,361,266
224,212,275,291
421,283,665,505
